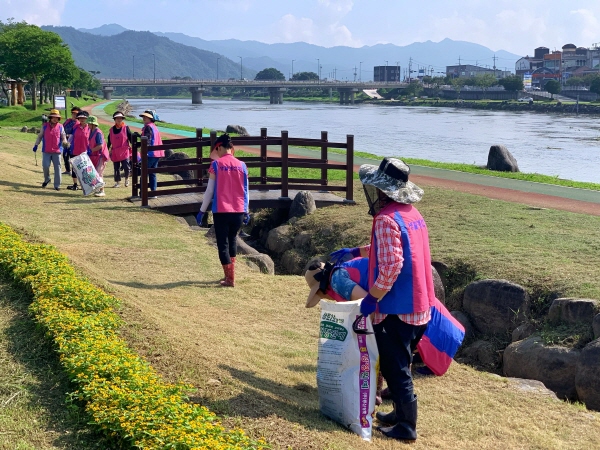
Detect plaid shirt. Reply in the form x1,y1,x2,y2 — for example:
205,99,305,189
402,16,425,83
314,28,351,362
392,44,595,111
365,214,431,326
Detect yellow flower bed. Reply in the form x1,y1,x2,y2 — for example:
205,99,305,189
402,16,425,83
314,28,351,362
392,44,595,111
0,223,266,450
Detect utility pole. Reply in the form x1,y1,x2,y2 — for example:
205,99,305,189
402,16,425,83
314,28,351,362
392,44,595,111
291,59,295,79
359,61,363,82
385,60,388,83
152,53,156,83
216,57,220,80
353,66,357,82
396,61,400,82
238,56,243,80
132,55,135,79
408,57,413,82
493,54,497,70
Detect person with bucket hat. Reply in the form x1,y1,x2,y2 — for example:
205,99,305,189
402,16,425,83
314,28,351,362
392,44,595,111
329,157,435,442
33,109,68,190
87,116,110,197
66,110,90,191
139,110,163,198
62,106,81,174
196,134,249,287
107,111,132,188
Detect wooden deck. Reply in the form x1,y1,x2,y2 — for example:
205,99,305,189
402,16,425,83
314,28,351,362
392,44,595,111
129,189,354,215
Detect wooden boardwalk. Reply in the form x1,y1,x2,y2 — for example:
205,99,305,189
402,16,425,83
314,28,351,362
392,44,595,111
129,189,352,215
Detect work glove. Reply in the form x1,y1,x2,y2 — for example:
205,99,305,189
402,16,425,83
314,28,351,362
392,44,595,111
360,293,378,317
32,145,38,152
330,247,360,263
243,213,251,225
62,142,69,150
196,211,204,226
87,148,92,156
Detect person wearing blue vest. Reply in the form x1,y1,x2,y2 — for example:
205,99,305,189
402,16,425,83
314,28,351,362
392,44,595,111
330,157,436,442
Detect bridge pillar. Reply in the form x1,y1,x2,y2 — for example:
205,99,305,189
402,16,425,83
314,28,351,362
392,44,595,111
102,86,115,100
190,87,205,104
337,88,359,105
268,87,287,104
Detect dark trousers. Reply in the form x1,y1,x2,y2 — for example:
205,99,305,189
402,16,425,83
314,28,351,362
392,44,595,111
374,315,427,406
148,157,160,191
213,213,243,265
63,151,71,172
113,159,131,182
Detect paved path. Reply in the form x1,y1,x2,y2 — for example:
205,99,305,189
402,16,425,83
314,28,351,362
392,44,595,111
87,102,600,216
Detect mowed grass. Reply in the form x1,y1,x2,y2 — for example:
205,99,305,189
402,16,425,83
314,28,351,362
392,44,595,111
0,131,599,449
0,281,113,449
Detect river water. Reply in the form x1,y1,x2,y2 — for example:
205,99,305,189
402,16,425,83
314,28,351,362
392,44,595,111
129,98,600,184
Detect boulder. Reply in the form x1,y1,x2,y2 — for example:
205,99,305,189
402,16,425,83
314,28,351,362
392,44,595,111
289,191,316,219
461,340,498,367
243,254,275,275
431,261,449,287
266,225,294,254
575,338,600,410
503,335,581,400
547,298,600,326
236,236,259,256
164,149,174,158
20,126,28,133
281,249,306,275
512,323,536,342
226,125,249,136
293,231,313,251
594,314,600,340
463,279,530,335
243,259,261,273
432,265,445,304
450,311,473,338
506,378,558,399
164,152,195,180
486,145,519,172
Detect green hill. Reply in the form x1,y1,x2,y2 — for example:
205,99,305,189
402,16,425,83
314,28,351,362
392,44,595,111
42,26,255,80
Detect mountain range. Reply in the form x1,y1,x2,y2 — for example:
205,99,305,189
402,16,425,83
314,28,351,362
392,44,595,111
43,24,522,81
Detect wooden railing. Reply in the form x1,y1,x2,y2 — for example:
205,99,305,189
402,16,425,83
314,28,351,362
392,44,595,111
131,128,355,208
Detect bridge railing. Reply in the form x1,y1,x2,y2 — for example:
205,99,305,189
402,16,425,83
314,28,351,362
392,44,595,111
131,128,355,208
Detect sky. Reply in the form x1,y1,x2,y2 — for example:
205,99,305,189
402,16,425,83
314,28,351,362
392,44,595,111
2,0,600,55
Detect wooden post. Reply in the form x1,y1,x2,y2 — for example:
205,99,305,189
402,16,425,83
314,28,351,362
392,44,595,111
141,137,149,207
196,128,203,186
131,133,140,198
345,134,354,202
260,127,267,185
280,130,289,198
209,130,217,160
320,130,328,188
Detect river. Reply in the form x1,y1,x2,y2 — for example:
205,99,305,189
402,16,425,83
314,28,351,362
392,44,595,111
129,98,600,184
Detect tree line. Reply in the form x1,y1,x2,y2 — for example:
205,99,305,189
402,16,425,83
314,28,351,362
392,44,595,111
0,19,100,110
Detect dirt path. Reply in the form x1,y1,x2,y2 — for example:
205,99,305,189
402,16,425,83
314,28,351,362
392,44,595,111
85,103,599,217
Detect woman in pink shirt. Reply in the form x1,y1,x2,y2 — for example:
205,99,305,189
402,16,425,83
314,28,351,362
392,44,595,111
196,134,249,287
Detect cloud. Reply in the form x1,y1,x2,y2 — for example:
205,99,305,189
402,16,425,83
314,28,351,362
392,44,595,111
569,9,600,47
0,0,66,25
318,0,353,15
276,14,315,43
274,13,360,47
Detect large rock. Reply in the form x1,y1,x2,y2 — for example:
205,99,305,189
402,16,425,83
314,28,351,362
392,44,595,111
226,124,249,136
575,338,600,410
463,279,530,335
243,254,275,275
164,152,195,180
20,126,28,133
451,311,473,338
281,249,306,275
432,265,445,304
461,340,498,367
266,225,293,254
594,314,600,340
512,323,536,342
293,231,313,251
236,236,259,256
503,335,581,400
289,191,316,219
431,261,449,287
487,145,519,172
506,378,558,399
547,298,600,325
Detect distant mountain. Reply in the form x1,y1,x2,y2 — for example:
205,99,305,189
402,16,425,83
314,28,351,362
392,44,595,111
41,26,255,80
78,23,129,36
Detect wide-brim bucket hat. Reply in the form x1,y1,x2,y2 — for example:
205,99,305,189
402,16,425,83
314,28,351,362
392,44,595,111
87,115,99,126
359,157,423,204
305,262,326,308
139,111,155,121
48,109,61,119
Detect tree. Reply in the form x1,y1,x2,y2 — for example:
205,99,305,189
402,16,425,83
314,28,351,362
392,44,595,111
404,81,423,98
72,68,100,92
0,22,73,110
544,80,561,99
255,67,285,81
291,71,319,81
498,75,524,93
589,76,600,96
450,78,465,99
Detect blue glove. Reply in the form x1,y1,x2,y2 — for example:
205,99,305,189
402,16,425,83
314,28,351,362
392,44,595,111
243,213,251,225
32,145,38,152
330,247,361,263
87,148,92,156
360,293,378,316
196,211,204,226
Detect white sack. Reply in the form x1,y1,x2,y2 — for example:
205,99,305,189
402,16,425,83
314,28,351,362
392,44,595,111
71,153,105,196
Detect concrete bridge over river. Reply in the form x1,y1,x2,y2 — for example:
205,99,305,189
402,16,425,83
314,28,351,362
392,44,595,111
98,78,408,105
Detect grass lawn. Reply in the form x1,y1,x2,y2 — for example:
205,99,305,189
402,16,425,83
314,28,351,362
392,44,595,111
1,129,599,449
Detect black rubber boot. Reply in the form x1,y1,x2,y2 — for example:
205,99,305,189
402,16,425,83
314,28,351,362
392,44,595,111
375,403,398,425
378,396,418,441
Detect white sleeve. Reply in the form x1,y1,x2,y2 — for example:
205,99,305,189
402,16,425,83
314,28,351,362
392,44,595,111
200,178,215,213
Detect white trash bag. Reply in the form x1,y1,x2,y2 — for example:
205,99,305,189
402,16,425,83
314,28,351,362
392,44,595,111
317,299,378,441
71,153,105,196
